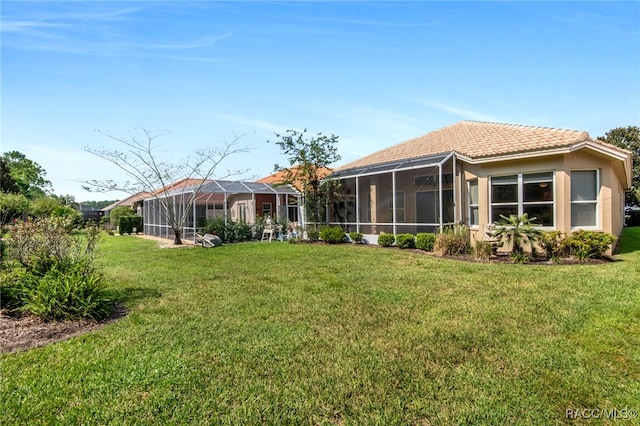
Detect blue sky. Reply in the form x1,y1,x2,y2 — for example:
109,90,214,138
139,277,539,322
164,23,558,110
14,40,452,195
2,1,639,201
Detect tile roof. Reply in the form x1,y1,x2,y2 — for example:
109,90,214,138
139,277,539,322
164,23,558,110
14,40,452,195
336,121,625,171
257,165,331,191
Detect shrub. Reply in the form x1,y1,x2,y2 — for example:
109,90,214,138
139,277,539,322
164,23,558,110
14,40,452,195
2,218,113,320
21,263,113,321
349,231,364,244
306,228,320,242
540,231,567,262
109,206,135,229
415,233,436,251
473,240,494,261
0,267,27,311
320,226,346,244
395,233,416,249
377,233,395,247
565,230,615,261
117,215,143,234
434,225,470,256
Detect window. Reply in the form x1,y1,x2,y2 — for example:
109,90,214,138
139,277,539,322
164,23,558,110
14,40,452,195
571,170,599,227
262,202,272,217
238,204,247,223
389,192,405,222
468,179,479,226
490,172,554,226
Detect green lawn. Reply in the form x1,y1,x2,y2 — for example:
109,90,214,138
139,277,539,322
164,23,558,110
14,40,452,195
2,229,639,425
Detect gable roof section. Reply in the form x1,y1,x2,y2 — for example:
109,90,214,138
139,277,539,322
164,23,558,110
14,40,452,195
257,165,331,191
336,121,631,171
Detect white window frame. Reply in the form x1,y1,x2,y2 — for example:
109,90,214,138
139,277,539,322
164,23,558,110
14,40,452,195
468,179,479,228
489,171,556,229
570,169,600,230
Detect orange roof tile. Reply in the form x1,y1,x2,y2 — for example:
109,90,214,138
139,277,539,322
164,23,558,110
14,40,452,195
257,165,331,191
335,121,627,171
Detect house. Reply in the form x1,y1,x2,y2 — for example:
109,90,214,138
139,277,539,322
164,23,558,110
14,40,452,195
102,192,150,217
326,121,633,244
141,178,300,241
257,165,332,225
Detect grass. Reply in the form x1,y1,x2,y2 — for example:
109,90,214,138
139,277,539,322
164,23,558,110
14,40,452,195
1,228,640,424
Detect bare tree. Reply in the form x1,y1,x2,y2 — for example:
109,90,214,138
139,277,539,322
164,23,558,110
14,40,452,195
83,129,250,245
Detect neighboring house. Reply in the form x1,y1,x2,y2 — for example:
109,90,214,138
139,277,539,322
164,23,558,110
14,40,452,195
101,192,149,217
78,205,104,223
142,179,300,241
326,121,633,244
257,165,332,225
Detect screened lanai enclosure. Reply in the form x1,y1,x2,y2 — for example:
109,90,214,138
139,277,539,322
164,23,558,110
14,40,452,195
143,180,301,241
326,152,457,236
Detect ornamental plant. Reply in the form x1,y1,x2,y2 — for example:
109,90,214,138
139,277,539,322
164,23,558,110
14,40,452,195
319,226,346,244
395,233,416,249
415,233,436,251
377,233,395,247
491,214,544,258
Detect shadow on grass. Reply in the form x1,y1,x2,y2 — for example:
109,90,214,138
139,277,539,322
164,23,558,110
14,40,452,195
615,227,640,255
117,286,163,305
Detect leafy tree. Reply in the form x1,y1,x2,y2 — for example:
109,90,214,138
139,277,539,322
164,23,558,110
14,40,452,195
83,129,249,245
1,151,52,199
598,126,640,205
0,157,19,194
270,128,341,226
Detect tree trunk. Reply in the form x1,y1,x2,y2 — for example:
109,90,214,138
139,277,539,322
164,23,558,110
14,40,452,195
173,229,183,245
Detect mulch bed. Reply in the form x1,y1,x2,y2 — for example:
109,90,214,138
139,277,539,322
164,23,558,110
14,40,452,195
0,305,127,354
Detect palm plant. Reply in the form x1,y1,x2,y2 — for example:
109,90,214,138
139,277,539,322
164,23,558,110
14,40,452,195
492,213,544,259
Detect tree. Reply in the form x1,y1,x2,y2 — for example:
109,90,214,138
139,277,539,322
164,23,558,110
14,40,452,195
270,129,341,226
83,129,249,245
598,126,640,206
1,151,53,199
0,157,20,194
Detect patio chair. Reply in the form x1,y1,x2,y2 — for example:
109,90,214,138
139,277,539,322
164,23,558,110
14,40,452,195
261,217,274,242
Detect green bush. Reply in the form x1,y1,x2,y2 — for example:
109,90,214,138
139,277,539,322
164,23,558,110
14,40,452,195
565,230,615,260
306,228,320,242
118,215,143,234
199,218,253,243
540,231,567,261
109,206,134,229
0,267,27,311
395,233,416,249
377,233,395,247
349,231,364,244
2,218,113,320
434,225,470,256
21,263,113,321
415,233,436,251
320,226,346,244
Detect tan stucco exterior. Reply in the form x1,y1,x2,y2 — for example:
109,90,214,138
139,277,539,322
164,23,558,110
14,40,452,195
461,147,628,243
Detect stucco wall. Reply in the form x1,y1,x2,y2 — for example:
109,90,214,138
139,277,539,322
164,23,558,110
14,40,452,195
461,149,626,242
